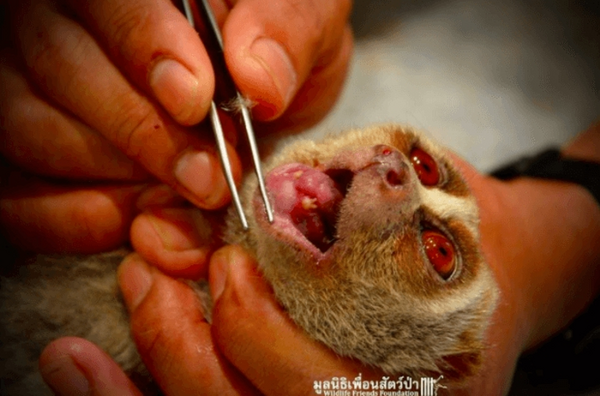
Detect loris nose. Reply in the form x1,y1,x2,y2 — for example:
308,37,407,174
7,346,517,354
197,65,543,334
372,145,410,188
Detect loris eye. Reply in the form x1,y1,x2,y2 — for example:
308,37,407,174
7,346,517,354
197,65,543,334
410,148,440,186
422,230,456,280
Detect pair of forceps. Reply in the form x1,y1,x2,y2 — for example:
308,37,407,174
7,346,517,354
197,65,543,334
175,0,274,230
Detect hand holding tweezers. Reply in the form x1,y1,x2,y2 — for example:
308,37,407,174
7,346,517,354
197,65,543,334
175,0,274,230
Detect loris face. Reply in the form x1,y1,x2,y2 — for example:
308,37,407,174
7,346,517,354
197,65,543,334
225,124,499,379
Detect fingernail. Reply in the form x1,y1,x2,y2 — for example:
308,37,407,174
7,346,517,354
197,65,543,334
119,255,153,311
40,355,89,396
149,58,202,125
250,38,297,109
210,248,232,301
174,150,227,208
146,208,204,251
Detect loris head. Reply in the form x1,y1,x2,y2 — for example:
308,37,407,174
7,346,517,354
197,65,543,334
225,124,499,380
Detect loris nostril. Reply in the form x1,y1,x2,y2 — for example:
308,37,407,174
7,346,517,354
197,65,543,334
386,168,406,186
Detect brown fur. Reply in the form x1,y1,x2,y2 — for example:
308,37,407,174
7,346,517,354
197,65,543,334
0,124,498,395
226,124,498,377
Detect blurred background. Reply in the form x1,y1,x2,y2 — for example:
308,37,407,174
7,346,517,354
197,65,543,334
303,0,600,394
302,0,599,173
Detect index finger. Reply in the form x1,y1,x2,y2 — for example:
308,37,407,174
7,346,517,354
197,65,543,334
63,0,215,126
13,0,240,209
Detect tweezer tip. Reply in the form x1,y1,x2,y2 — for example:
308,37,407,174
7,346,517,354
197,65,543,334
237,100,275,227
241,220,249,231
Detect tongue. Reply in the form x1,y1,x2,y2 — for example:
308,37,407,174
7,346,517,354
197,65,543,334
266,163,345,252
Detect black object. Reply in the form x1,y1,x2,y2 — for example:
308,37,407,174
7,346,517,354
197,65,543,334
491,148,600,393
491,148,600,204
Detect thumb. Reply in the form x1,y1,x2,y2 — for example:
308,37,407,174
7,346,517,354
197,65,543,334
223,0,352,121
209,245,377,396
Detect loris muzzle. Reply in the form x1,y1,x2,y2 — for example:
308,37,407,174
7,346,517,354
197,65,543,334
0,125,499,394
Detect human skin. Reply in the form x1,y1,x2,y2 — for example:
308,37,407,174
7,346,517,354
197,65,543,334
39,123,600,395
0,0,352,253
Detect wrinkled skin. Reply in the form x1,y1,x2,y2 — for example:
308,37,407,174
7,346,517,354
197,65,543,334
0,0,352,254
36,124,600,396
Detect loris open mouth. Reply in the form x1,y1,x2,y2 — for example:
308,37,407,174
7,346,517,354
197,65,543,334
259,163,354,258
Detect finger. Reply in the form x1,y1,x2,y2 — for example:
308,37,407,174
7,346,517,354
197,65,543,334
12,0,239,209
262,24,353,133
39,337,142,396
130,207,220,279
118,254,260,396
224,0,352,120
63,0,214,126
135,183,187,210
0,169,145,253
0,50,148,181
209,245,380,395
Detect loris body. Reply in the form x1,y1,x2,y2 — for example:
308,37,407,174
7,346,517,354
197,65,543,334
0,125,499,394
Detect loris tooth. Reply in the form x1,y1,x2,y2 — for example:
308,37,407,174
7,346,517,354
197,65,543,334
302,197,318,210
293,171,304,179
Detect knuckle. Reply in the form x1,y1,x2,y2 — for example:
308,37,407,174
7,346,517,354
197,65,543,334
319,0,351,49
213,279,250,328
130,290,164,353
76,201,102,245
133,318,170,360
107,98,159,161
25,19,95,99
11,95,59,138
28,33,58,76
75,193,123,248
130,296,190,368
27,26,73,79
106,4,152,53
0,98,37,160
283,0,349,58
1,89,28,137
290,0,325,42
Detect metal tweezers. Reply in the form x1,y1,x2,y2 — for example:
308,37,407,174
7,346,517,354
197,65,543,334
176,0,274,230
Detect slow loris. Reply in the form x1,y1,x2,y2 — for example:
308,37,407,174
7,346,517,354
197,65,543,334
0,124,499,394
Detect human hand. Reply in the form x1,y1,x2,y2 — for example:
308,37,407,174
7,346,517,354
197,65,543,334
122,160,532,396
39,123,600,395
40,250,265,396
42,133,600,395
38,242,521,396
40,246,378,396
0,0,353,254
